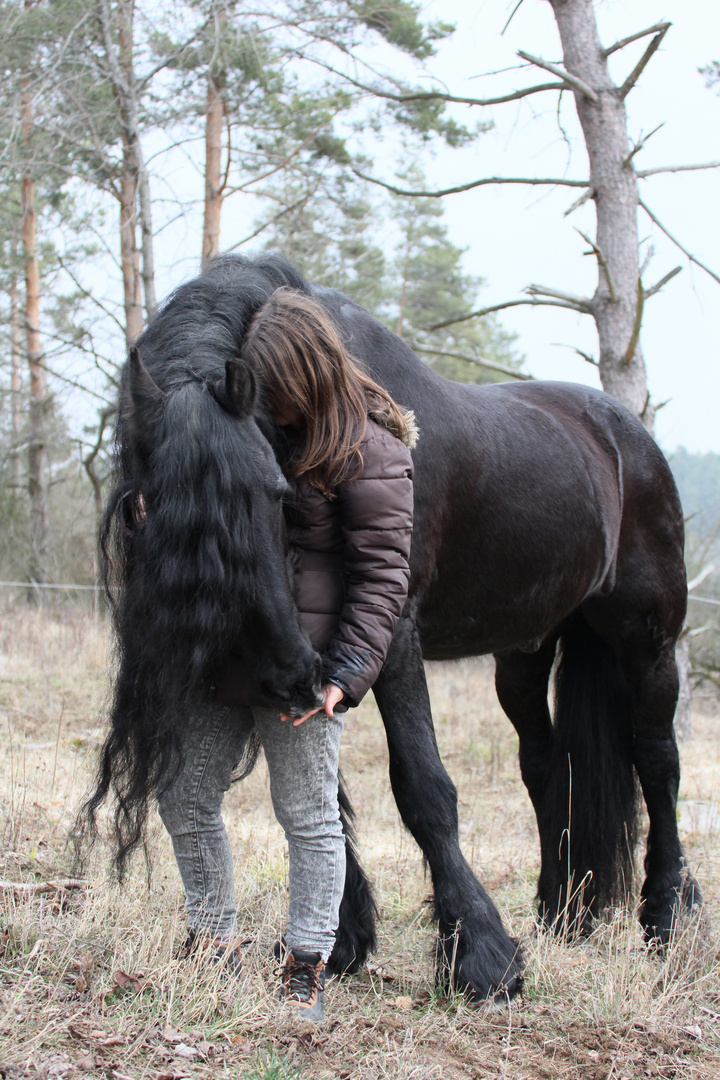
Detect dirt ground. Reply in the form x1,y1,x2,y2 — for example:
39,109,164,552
1,601,719,1079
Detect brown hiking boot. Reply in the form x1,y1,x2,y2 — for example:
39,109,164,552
280,949,325,1023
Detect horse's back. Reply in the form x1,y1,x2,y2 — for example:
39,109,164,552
395,378,682,659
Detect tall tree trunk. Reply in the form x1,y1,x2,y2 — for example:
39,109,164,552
119,134,143,346
10,267,23,489
100,0,156,318
201,74,225,269
22,170,50,586
20,17,49,589
549,0,652,429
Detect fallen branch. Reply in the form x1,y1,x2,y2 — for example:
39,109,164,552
517,50,598,102
639,199,720,286
352,169,588,199
0,878,88,895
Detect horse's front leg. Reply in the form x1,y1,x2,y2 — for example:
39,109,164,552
372,616,523,1001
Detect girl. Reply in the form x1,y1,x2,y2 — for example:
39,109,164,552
157,289,415,1022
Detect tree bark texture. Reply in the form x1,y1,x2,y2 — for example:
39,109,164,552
22,171,50,585
201,74,225,269
21,47,50,587
100,0,156,319
10,268,23,488
549,0,652,429
120,134,143,346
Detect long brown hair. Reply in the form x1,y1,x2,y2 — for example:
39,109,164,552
240,289,411,494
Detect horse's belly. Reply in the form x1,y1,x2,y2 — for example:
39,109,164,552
415,535,610,660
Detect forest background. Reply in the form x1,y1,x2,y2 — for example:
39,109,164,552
1,0,719,690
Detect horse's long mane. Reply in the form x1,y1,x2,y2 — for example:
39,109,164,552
77,254,313,875
137,253,312,388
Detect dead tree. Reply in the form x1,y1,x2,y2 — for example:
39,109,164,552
352,2,719,429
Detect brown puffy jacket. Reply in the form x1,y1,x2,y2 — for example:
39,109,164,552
288,413,414,708
215,410,414,710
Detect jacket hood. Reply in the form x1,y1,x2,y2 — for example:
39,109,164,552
368,403,419,449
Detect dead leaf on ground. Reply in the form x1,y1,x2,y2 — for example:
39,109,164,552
89,1031,125,1047
393,996,413,1010
73,952,93,973
161,1028,187,1044
172,1044,198,1059
112,969,150,994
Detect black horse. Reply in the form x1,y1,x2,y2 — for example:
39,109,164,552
89,252,700,1002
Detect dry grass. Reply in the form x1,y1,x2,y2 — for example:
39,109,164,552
1,599,719,1079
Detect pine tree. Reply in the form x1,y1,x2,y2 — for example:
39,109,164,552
389,166,523,383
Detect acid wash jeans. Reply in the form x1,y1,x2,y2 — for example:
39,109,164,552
157,703,345,963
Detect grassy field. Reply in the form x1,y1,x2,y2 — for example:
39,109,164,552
1,600,719,1079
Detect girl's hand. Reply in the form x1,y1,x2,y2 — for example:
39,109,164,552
280,683,344,727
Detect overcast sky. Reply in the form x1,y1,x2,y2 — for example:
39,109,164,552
397,0,720,454
142,0,720,455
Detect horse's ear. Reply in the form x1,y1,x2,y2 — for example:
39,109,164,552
124,347,163,446
224,359,257,416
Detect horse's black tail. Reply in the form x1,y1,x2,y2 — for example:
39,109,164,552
538,613,640,933
328,772,377,975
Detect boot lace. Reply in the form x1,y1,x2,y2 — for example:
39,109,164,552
286,959,321,1001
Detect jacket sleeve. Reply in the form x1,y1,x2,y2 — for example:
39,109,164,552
322,428,414,708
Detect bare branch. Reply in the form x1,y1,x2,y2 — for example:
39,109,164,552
639,199,720,286
643,265,682,300
575,229,617,302
224,112,344,195
573,347,598,366
502,0,527,36
295,56,566,107
517,50,599,102
563,187,594,217
426,296,591,332
687,564,715,592
525,282,594,311
352,169,589,199
223,194,314,253
623,278,644,364
56,255,126,335
619,25,670,99
603,21,672,58
624,123,665,167
637,161,720,178
410,344,533,381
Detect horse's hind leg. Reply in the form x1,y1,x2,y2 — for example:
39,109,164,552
585,597,702,943
493,638,575,929
373,617,522,1001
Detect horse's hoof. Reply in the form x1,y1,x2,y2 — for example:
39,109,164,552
436,932,524,1003
640,873,703,947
